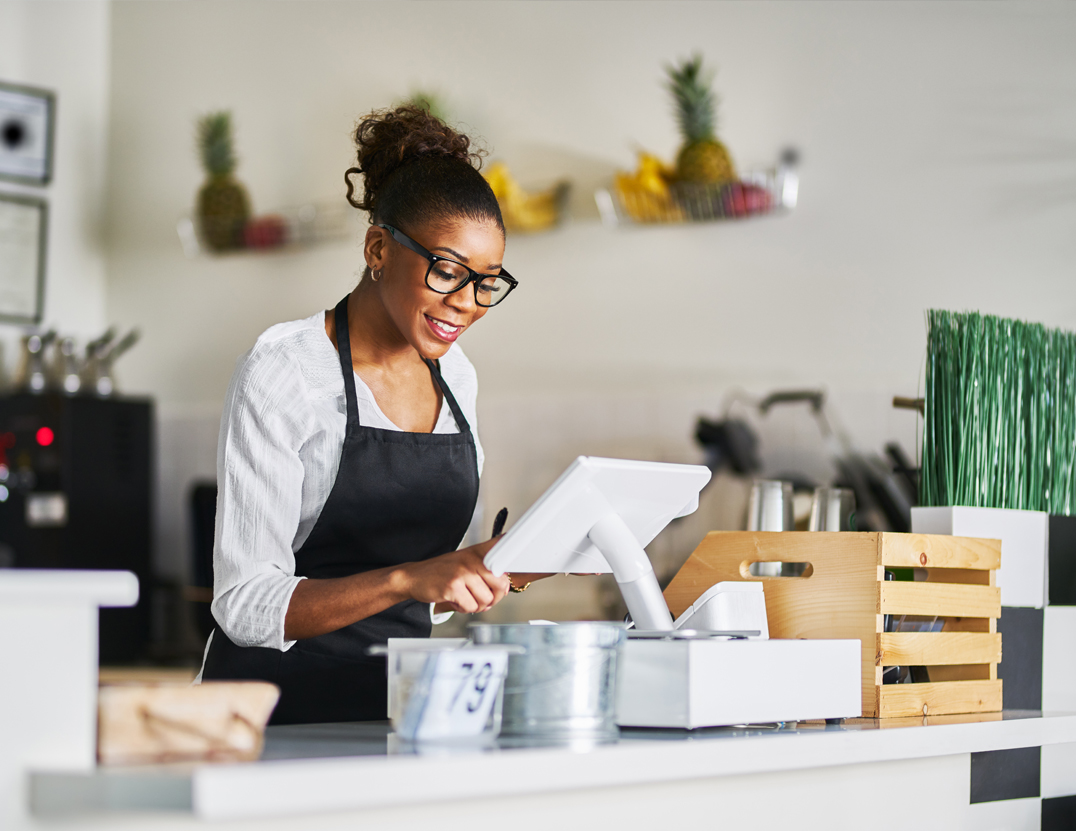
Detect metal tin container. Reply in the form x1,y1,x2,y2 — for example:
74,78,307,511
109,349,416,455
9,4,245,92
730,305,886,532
809,486,856,532
469,622,625,740
748,480,794,576
747,479,795,532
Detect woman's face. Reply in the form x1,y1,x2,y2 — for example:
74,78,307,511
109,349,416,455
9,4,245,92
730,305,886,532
369,217,505,360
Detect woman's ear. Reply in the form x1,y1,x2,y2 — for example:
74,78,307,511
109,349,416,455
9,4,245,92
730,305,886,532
363,224,388,272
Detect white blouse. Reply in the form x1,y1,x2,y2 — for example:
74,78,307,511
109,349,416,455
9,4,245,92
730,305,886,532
207,310,483,655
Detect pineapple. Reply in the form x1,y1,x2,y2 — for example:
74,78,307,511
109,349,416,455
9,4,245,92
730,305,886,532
195,112,250,252
404,90,448,123
666,56,736,184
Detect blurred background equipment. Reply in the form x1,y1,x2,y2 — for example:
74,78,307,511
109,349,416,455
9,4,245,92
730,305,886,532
14,329,55,392
81,327,140,397
52,336,81,394
695,414,760,475
695,387,916,533
10,326,141,399
0,391,153,663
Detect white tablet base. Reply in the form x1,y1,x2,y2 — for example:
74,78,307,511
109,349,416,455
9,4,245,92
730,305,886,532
587,513,674,630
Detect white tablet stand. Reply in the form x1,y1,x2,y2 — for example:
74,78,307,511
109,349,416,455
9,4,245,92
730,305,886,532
484,457,712,631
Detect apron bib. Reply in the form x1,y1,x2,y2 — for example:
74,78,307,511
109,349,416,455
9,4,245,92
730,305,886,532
203,296,479,724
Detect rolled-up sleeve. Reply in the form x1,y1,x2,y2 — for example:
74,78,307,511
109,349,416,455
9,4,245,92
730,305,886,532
211,345,311,651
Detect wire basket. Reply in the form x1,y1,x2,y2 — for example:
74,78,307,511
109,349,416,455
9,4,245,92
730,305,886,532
596,167,798,227
177,201,356,258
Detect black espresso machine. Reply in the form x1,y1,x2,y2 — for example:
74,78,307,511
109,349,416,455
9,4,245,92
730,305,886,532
0,392,153,663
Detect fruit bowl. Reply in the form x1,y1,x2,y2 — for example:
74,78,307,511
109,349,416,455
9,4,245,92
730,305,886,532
596,167,798,227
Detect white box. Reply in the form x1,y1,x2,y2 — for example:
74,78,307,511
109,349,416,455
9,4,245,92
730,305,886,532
912,506,1048,609
1044,606,1076,713
616,638,861,729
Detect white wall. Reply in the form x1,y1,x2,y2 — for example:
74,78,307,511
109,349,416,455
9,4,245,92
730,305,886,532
0,1,111,373
101,2,1076,593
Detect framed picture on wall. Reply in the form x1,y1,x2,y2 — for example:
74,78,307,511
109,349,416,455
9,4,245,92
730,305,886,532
0,192,48,324
0,81,56,186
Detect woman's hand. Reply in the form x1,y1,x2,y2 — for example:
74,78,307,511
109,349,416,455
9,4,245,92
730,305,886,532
404,538,510,614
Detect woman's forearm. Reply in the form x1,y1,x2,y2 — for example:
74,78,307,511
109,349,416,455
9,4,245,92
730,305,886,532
284,566,411,641
283,540,508,641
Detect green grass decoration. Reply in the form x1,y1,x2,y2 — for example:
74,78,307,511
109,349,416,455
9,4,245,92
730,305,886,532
921,310,1076,515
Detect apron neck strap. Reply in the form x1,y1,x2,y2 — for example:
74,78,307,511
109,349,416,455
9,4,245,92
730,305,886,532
333,296,361,427
425,358,471,434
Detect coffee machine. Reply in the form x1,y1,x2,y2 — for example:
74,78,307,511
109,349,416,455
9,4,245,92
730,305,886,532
0,392,153,663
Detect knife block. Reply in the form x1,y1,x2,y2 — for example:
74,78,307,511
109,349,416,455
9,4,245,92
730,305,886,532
664,532,1003,718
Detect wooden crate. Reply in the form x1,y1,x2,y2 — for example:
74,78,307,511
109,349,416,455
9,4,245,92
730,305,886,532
664,532,1002,718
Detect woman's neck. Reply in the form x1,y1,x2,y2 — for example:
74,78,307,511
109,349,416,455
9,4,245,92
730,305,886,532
326,283,426,375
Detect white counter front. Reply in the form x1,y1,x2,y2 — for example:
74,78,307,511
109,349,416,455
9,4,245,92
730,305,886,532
30,710,1076,831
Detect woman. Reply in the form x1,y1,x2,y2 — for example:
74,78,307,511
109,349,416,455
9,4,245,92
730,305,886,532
201,106,535,724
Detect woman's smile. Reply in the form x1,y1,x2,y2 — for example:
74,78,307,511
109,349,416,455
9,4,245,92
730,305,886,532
425,314,463,342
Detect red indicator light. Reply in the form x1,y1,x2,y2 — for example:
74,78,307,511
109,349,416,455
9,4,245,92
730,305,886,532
36,427,54,447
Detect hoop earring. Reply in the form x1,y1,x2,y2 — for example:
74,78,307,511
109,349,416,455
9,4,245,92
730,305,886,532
370,267,382,282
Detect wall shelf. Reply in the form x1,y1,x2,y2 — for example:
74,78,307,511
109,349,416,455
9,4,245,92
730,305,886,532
176,201,356,258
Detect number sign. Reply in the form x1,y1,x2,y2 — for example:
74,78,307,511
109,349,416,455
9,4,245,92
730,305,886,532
396,649,508,743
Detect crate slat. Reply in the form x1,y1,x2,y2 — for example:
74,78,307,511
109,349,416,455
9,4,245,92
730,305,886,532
921,568,993,586
880,533,1000,570
928,664,995,682
880,581,1000,618
879,632,1001,666
879,680,1003,718
942,617,996,633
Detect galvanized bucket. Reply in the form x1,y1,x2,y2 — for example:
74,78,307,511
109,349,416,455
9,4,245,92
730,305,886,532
469,622,625,739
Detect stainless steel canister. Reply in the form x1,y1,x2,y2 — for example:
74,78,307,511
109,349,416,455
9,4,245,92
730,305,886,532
808,487,856,532
747,480,794,576
747,480,794,532
469,622,625,740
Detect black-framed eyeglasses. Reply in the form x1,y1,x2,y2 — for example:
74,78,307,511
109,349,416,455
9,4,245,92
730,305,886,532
377,223,518,308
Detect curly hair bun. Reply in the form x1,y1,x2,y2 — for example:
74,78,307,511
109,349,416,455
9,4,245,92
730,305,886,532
345,105,503,234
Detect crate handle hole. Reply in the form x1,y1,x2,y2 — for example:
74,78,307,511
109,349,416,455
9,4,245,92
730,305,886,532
744,561,814,578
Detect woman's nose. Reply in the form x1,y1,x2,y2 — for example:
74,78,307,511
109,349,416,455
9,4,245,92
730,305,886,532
444,283,477,315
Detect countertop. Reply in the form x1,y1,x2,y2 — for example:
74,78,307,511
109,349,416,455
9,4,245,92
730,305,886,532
32,710,1076,821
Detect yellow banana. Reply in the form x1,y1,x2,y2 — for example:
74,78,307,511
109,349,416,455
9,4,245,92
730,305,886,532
614,151,682,222
484,162,567,233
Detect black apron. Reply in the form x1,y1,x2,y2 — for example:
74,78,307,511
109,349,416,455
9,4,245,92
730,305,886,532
203,296,480,724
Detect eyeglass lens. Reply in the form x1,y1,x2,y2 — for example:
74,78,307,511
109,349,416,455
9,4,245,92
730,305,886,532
426,260,512,307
